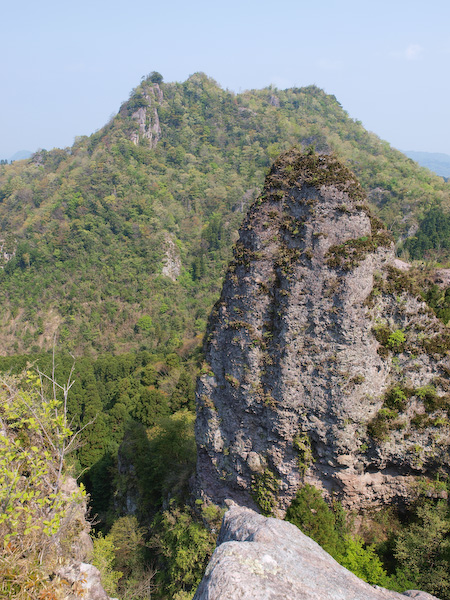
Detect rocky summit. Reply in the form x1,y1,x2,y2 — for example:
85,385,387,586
195,148,450,515
193,506,439,600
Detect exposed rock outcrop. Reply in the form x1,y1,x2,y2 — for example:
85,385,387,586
193,506,439,600
58,562,110,600
55,477,113,599
195,149,450,514
161,233,181,281
130,83,162,147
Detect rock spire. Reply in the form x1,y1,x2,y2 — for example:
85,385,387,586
195,149,450,514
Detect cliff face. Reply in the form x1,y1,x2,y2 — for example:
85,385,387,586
195,149,450,514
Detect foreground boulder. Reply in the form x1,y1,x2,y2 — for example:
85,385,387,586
195,149,450,514
193,506,438,600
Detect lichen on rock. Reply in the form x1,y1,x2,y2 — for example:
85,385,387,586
195,148,450,515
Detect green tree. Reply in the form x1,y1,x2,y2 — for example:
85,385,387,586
285,484,340,556
285,485,391,587
338,536,390,586
91,533,123,596
394,501,450,598
148,71,163,84
147,410,197,505
170,370,195,411
132,387,169,426
0,371,87,599
152,505,214,598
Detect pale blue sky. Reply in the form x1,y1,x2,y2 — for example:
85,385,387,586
2,0,449,159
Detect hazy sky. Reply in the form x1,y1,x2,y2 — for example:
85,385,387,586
2,0,449,159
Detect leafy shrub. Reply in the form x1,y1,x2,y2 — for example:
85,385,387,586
286,485,391,586
367,408,399,441
338,535,391,586
285,484,339,556
393,501,450,598
385,386,408,411
386,329,406,352
251,468,280,516
293,432,313,475
91,534,123,596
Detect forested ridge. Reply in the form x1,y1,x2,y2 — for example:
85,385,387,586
3,73,450,599
1,71,449,357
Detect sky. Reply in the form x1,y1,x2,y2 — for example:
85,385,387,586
2,0,450,159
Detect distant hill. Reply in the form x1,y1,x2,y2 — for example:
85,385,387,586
0,72,449,356
9,150,32,162
403,150,450,178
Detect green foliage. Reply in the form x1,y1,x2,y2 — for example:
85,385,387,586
327,232,392,271
152,505,215,599
293,432,313,475
286,485,391,586
91,533,123,596
384,386,408,411
337,536,391,586
135,315,154,334
372,323,392,347
147,71,163,84
404,207,450,260
285,485,340,556
109,515,146,573
424,284,450,325
132,387,170,426
106,515,156,599
146,410,197,505
386,329,406,352
372,324,406,356
251,468,280,516
415,384,439,410
367,408,398,441
393,501,450,598
0,371,86,600
266,150,366,201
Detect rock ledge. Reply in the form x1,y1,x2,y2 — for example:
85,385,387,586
193,506,439,600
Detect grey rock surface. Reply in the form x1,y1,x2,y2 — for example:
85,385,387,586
195,150,450,514
193,506,439,600
130,83,162,147
58,562,110,600
161,232,181,281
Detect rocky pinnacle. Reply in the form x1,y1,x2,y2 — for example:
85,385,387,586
195,149,450,515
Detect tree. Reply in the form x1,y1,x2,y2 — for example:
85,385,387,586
0,370,87,599
285,484,391,587
394,501,450,598
338,536,390,586
285,484,339,556
152,505,214,597
148,71,163,84
91,533,123,596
